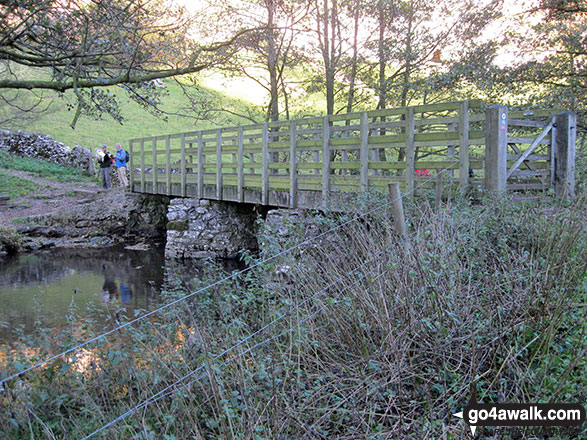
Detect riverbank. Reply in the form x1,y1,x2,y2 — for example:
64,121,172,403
0,167,169,253
1,193,585,439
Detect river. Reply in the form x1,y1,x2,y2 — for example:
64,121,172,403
0,246,242,344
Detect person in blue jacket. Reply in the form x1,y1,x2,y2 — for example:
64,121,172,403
114,143,129,187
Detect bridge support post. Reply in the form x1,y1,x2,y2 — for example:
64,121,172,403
554,111,576,199
485,105,508,193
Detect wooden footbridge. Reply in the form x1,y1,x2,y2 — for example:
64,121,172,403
128,100,576,209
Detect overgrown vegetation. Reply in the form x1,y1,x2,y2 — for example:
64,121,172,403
0,193,585,439
0,226,23,254
0,151,94,183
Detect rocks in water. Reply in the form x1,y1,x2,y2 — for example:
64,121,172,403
89,236,114,247
0,130,94,175
165,199,258,259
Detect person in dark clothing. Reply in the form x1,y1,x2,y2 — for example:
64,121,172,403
98,144,113,189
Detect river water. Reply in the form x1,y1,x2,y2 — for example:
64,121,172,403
0,246,241,344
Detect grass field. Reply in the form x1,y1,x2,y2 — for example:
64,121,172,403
8,74,268,151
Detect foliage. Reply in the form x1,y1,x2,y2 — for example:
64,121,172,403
0,0,248,126
0,227,23,254
0,151,93,183
0,193,585,439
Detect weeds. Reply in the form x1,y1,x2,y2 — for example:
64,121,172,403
0,194,585,439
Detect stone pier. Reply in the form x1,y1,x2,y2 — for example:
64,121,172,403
165,199,258,259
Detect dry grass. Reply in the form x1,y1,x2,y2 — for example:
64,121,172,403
0,193,585,439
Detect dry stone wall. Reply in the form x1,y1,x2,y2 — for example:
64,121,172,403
0,130,94,175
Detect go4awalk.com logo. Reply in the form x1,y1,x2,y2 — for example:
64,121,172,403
453,395,586,436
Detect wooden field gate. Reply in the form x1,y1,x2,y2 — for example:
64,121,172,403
485,105,576,197
128,100,576,209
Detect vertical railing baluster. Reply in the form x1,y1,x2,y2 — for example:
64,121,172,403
289,120,297,208
360,112,369,190
262,123,269,204
140,140,145,193
197,132,203,198
152,139,157,193
237,126,244,203
180,133,186,197
216,129,222,200
405,107,415,200
322,116,330,210
165,135,171,195
459,100,470,189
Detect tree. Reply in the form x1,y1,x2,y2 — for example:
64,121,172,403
0,0,248,126
361,0,501,109
217,0,309,122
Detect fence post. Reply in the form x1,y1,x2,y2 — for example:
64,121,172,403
237,126,244,203
322,116,330,210
405,107,415,201
289,120,298,208
554,111,576,198
262,123,269,205
459,100,470,189
388,182,407,239
216,129,223,200
484,105,508,193
435,168,443,211
360,112,369,189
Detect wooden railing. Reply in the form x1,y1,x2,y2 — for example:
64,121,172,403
128,100,575,208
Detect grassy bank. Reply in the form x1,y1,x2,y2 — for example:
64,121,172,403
0,194,585,439
0,151,94,183
7,77,264,150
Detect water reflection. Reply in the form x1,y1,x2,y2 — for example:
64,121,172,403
0,246,243,343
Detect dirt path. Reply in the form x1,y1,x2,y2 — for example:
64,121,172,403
0,169,103,227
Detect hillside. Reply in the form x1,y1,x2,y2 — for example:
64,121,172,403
3,74,268,151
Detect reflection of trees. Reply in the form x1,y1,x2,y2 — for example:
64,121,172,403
0,247,246,342
0,247,166,290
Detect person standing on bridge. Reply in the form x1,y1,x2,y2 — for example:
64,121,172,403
114,143,129,187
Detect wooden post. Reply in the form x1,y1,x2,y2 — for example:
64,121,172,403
180,133,186,197
289,120,298,208
129,140,134,191
388,182,407,239
405,107,415,200
165,135,171,195
554,111,576,198
322,116,330,210
151,139,157,192
435,168,443,211
550,115,557,188
140,140,145,193
216,129,222,200
360,112,369,189
459,100,470,189
484,105,508,193
262,123,269,204
237,126,244,203
197,132,203,198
